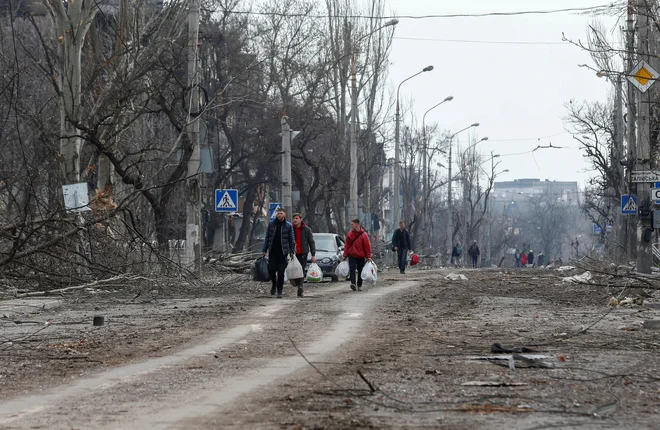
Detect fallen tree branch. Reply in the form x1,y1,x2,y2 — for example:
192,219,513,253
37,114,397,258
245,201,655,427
357,369,377,393
15,275,150,298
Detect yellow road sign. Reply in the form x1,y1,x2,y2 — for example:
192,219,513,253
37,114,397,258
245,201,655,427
628,60,659,93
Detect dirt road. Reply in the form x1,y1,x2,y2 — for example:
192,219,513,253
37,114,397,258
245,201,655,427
1,267,660,429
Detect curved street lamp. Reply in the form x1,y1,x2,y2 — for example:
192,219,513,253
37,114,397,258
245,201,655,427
349,19,398,221
392,65,434,229
445,122,480,261
421,95,453,249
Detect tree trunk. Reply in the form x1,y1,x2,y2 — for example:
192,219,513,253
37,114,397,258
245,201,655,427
234,185,256,251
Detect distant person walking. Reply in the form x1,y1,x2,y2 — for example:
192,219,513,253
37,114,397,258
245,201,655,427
391,221,412,274
468,240,480,269
521,251,528,267
527,250,535,267
451,242,462,267
514,249,522,268
537,252,545,267
291,213,316,297
262,208,295,298
343,219,372,291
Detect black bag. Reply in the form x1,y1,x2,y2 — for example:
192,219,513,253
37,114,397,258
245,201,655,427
252,256,270,282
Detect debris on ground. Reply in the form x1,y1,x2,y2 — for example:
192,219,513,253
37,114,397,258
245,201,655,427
468,354,554,370
588,403,617,417
557,266,576,272
450,403,534,414
642,320,660,329
490,343,535,353
445,273,468,281
461,381,527,387
562,271,592,283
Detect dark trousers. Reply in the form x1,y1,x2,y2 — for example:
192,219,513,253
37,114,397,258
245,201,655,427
292,253,307,287
397,249,408,272
348,256,366,287
470,255,478,268
268,254,287,293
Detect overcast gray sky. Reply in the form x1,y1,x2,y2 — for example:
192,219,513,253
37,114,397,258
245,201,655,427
386,0,618,186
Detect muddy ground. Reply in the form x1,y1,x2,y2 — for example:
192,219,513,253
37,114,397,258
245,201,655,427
1,264,660,429
210,268,660,429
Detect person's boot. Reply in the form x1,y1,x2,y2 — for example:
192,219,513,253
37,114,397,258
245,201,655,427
357,284,363,291
350,284,357,291
270,285,276,296
277,288,283,298
297,286,303,297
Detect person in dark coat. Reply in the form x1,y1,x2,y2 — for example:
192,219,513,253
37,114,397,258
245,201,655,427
262,208,295,298
537,252,545,267
527,249,535,267
451,242,462,267
291,213,316,297
467,240,480,269
391,221,412,274
514,249,522,268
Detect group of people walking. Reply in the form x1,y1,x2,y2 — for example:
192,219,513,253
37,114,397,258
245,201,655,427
262,208,373,298
514,249,544,268
262,211,424,298
450,240,481,268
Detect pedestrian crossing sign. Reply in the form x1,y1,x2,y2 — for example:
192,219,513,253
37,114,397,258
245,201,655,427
621,195,637,215
215,189,238,212
269,203,282,219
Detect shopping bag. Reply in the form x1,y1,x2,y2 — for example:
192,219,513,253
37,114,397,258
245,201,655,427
285,255,304,280
335,260,350,278
252,256,270,282
306,262,323,283
361,261,377,284
410,254,419,266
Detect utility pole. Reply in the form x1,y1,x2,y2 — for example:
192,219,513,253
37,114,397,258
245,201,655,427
281,117,293,217
393,98,401,229
613,75,625,262
184,0,202,276
636,0,652,274
627,0,638,261
446,139,453,263
350,49,359,221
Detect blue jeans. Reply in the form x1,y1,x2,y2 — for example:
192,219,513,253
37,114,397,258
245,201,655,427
397,249,408,272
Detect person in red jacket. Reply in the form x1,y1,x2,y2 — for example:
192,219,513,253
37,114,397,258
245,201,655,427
343,218,372,291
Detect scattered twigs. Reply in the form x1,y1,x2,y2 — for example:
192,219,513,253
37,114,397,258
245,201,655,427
14,275,150,298
357,369,377,393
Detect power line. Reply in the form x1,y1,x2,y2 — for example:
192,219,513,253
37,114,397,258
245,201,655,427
224,5,612,21
394,37,568,46
488,132,569,142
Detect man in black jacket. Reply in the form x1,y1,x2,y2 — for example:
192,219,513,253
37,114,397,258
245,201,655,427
262,208,295,298
468,240,480,269
392,221,412,274
292,213,316,297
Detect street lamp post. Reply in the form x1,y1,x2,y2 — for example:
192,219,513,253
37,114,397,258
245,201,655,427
422,96,453,251
461,136,489,256
393,65,434,231
349,19,398,222
445,123,480,263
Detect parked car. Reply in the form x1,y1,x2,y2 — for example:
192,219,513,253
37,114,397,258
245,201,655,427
307,233,344,282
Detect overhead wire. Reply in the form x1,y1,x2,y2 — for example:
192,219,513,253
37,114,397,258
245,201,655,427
393,37,569,46
224,5,613,21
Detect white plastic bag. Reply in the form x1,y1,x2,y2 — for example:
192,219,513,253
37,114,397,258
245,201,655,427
306,262,323,283
361,261,377,284
335,260,350,278
285,255,304,280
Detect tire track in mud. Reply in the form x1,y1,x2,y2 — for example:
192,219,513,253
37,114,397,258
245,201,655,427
0,278,420,429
